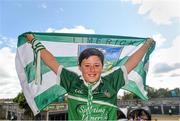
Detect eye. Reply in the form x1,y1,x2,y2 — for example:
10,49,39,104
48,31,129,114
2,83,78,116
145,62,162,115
94,64,100,68
84,65,90,68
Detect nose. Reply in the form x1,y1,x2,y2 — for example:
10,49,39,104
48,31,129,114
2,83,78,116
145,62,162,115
89,65,95,72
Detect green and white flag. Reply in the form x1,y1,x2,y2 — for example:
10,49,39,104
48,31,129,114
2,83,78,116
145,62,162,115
15,32,155,115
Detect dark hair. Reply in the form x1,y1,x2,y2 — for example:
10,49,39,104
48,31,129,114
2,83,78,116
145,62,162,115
78,48,104,66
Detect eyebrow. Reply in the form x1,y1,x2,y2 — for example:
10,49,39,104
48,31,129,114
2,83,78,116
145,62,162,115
83,63,101,64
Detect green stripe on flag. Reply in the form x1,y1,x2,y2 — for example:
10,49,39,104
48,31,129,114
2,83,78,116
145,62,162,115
17,35,28,47
24,61,50,83
34,84,66,111
24,57,78,83
18,32,146,47
134,61,147,85
37,36,144,46
25,62,35,83
116,56,129,66
56,57,78,67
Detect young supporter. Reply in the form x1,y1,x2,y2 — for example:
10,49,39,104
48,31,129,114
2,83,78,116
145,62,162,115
25,34,154,120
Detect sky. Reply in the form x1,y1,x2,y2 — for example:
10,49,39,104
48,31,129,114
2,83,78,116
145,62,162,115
0,0,180,99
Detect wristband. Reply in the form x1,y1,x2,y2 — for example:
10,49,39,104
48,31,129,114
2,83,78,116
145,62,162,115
31,38,45,53
31,38,45,85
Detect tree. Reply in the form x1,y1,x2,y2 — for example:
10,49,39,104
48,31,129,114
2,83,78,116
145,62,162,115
147,86,158,98
157,88,170,97
13,92,33,119
122,91,139,100
121,86,175,100
147,86,171,98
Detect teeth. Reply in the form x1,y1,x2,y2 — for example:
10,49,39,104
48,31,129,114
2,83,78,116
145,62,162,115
89,74,95,77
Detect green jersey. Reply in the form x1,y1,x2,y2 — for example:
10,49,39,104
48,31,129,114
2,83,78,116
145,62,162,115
58,65,127,120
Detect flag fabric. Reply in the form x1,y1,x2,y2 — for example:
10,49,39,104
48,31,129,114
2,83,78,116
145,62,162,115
15,32,155,115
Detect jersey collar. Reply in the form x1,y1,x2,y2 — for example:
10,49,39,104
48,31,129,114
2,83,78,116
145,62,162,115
80,76,103,91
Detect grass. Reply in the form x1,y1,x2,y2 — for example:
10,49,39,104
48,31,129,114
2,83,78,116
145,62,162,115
152,114,180,121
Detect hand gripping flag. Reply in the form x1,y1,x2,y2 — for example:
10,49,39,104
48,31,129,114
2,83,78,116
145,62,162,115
15,32,155,115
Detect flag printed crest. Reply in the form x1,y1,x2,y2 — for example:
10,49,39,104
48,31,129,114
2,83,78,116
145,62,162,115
79,45,123,73
15,32,155,115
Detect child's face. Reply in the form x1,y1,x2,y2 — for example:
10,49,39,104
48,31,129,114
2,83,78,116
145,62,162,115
79,55,103,83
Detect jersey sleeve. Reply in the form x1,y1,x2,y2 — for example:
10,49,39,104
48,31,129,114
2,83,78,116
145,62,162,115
103,65,128,92
57,65,79,92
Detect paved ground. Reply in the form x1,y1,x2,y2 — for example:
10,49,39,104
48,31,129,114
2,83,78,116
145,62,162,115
152,114,180,121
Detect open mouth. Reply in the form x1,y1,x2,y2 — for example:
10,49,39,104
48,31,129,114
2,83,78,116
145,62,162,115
88,74,96,77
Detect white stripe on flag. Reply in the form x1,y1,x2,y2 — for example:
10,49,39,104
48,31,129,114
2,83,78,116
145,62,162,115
15,51,39,115
18,43,34,67
42,41,79,57
29,71,58,97
128,70,147,95
120,45,137,59
122,43,143,58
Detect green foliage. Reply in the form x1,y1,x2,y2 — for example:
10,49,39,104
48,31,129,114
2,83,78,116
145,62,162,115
13,92,26,108
122,86,179,100
147,86,171,98
13,92,33,117
122,92,139,100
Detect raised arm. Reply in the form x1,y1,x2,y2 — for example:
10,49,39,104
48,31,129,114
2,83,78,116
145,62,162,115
26,34,60,74
124,38,154,73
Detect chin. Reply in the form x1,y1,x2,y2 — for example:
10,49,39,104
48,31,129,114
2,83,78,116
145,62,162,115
86,78,99,83
88,80,97,83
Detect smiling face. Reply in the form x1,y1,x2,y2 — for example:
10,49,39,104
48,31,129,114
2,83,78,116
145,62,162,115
79,55,103,83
